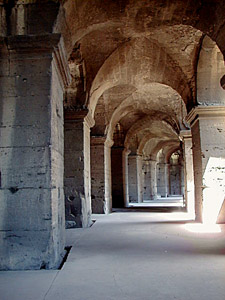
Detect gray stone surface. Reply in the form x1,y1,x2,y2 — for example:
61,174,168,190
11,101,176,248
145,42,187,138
91,137,106,214
0,35,65,270
64,117,92,228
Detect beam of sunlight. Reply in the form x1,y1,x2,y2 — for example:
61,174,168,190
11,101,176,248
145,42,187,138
184,223,221,233
184,157,225,234
203,187,224,224
202,157,225,225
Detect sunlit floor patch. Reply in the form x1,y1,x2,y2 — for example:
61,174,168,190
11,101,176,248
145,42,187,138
184,223,221,233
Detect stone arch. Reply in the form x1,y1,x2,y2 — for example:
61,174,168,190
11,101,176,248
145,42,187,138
56,0,225,111
89,37,192,116
105,83,187,143
197,35,225,105
92,84,136,136
124,116,179,151
58,0,225,59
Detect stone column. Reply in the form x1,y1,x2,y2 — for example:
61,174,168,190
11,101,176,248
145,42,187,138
90,137,113,214
180,162,185,196
91,137,105,214
180,130,195,215
157,162,168,197
0,34,69,270
165,163,170,196
137,154,144,203
143,159,151,201
104,139,113,214
64,110,94,228
149,160,157,200
187,106,225,223
128,155,138,202
122,149,131,207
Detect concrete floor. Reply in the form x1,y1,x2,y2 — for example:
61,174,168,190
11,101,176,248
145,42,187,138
1,211,225,300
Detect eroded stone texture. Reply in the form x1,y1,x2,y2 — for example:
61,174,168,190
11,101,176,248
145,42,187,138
91,137,106,214
90,137,112,214
64,111,93,228
0,34,66,270
143,159,151,201
149,160,157,200
157,162,168,198
136,155,144,203
169,152,182,196
128,155,138,203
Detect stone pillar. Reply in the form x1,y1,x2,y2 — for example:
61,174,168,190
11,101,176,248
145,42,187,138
91,137,105,214
111,146,124,208
64,110,94,228
149,160,157,200
169,159,182,195
136,155,144,203
143,159,151,201
187,106,225,223
180,162,185,196
180,130,195,215
90,137,113,214
165,163,170,196
0,34,69,270
104,139,113,214
157,162,168,197
122,149,131,207
128,155,138,202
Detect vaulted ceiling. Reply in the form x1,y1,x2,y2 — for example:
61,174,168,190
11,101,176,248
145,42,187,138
59,0,225,158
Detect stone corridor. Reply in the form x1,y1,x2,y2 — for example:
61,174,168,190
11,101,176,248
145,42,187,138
1,210,225,300
1,1,225,288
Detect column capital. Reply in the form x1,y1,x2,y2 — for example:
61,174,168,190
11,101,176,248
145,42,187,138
91,136,106,146
105,138,114,148
149,159,157,164
4,33,61,53
179,130,192,140
129,154,138,159
90,136,114,147
1,34,71,88
186,105,225,127
123,148,131,156
64,109,95,128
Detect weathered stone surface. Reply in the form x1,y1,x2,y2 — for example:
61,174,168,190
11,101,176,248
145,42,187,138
64,111,93,228
1,0,225,271
0,35,65,270
90,136,112,214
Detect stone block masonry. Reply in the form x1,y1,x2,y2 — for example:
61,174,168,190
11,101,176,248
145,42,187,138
64,110,94,228
0,34,66,270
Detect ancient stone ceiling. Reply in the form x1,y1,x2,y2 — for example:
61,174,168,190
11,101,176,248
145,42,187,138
59,0,225,157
